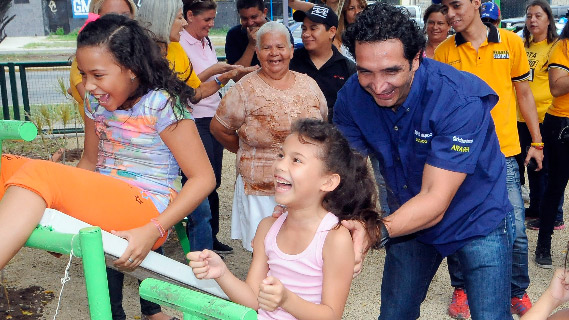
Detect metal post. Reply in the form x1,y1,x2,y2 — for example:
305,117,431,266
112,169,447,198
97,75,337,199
7,63,20,120
79,227,112,320
0,67,9,119
19,66,30,121
140,278,257,320
0,120,37,171
174,221,191,260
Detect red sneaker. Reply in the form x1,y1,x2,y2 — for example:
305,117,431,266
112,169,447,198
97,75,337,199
511,293,532,316
448,288,470,319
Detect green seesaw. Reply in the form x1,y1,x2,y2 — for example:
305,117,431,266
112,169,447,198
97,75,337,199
0,120,256,320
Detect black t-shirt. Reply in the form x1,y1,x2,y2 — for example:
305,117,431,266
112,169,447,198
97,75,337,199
289,46,356,122
225,22,295,66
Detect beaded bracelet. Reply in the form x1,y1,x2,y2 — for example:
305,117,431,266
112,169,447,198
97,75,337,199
150,218,166,238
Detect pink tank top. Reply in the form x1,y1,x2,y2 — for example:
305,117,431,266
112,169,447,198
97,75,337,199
258,212,339,320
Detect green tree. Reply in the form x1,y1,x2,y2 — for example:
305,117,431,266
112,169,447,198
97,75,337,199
0,0,15,43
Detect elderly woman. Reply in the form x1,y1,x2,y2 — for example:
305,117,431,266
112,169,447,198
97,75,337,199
211,21,328,252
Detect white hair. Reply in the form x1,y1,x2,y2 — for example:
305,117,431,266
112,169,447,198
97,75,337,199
256,21,292,49
136,0,182,44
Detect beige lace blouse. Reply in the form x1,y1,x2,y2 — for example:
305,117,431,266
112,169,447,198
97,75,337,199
215,70,328,195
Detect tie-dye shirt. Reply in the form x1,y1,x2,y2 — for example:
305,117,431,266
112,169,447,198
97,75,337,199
85,90,192,213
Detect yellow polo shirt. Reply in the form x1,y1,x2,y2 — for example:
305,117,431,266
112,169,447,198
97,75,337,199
434,24,530,157
69,58,86,120
519,38,555,123
548,39,569,118
166,41,201,89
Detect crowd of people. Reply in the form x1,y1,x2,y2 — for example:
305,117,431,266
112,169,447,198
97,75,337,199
2,0,569,319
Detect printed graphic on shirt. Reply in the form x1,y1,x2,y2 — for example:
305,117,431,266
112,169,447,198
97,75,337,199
414,130,432,144
451,136,474,153
493,50,510,59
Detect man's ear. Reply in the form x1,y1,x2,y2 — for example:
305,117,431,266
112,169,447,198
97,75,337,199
321,173,340,192
329,26,337,40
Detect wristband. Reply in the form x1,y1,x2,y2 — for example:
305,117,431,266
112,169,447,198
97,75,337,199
531,142,544,150
150,218,166,238
214,76,225,88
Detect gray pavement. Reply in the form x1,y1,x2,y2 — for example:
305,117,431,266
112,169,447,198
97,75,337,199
0,36,76,55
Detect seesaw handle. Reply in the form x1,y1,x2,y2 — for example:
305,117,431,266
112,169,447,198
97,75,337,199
0,120,37,141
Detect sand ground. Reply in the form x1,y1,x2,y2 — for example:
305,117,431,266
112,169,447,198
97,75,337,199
2,150,569,319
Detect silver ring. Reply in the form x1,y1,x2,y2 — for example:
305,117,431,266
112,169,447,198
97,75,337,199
128,258,134,263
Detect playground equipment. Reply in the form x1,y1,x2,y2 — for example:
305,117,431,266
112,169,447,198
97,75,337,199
0,120,257,320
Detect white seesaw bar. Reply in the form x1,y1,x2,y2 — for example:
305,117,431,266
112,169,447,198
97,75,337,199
38,209,228,299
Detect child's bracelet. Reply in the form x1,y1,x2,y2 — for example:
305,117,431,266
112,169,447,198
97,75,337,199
150,218,166,238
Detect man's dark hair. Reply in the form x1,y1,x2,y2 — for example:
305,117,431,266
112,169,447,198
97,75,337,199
236,0,265,12
343,2,425,65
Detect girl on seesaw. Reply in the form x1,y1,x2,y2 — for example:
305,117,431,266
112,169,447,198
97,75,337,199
0,14,215,303
189,119,383,319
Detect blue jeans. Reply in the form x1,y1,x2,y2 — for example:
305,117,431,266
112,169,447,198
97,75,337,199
195,117,224,239
379,211,514,320
187,199,213,251
447,157,529,298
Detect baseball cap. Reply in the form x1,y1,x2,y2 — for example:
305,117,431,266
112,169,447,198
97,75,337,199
480,2,500,21
293,5,339,28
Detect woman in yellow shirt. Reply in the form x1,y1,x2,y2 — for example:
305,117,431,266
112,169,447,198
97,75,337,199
518,0,562,230
136,0,254,104
534,10,569,268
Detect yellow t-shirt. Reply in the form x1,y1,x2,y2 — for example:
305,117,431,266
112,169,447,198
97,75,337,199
434,26,530,157
69,58,86,120
548,39,569,118
166,41,201,89
518,38,555,123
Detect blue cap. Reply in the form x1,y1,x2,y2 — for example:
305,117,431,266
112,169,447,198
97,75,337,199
481,2,500,21
431,0,441,3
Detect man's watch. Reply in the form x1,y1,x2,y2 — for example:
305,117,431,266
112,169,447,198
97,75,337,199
379,223,390,248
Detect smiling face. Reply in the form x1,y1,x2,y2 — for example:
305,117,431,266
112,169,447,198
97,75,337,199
256,31,293,78
170,9,188,42
76,45,139,111
441,0,481,34
239,7,267,28
186,9,216,40
301,18,335,52
526,5,550,41
355,39,418,109
273,133,332,209
98,0,133,18
426,11,450,44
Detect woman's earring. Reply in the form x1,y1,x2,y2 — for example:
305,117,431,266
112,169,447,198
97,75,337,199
131,76,136,83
